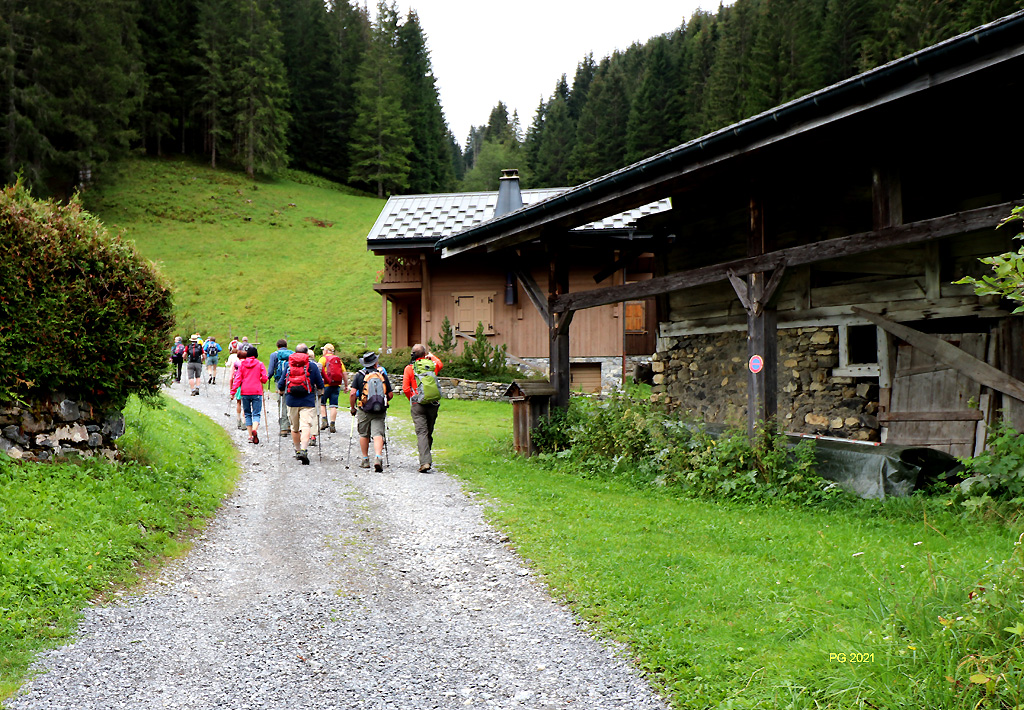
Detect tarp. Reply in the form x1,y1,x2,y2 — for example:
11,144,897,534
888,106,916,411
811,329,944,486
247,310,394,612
787,434,963,499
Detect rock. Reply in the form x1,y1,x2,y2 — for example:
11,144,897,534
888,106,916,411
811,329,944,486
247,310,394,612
810,331,832,345
6,445,24,459
829,417,844,429
57,399,80,422
805,413,829,427
88,432,104,447
856,383,873,398
844,417,860,428
102,414,126,439
3,425,29,447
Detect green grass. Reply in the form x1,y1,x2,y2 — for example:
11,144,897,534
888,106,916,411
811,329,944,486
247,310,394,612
0,395,238,702
84,156,387,351
432,399,1021,709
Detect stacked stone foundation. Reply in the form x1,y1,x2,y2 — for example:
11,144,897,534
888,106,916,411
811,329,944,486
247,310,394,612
651,326,880,440
0,395,125,462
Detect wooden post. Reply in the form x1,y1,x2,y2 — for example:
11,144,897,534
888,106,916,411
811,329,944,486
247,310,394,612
381,293,389,353
746,197,777,437
549,247,572,409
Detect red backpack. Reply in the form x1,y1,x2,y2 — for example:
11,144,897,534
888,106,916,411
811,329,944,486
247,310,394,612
322,354,345,386
285,352,312,396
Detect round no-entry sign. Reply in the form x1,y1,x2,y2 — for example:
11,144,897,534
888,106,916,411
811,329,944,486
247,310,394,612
748,354,764,373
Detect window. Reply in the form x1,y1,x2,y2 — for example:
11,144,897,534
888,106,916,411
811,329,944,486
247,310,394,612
454,293,495,334
834,324,880,377
624,301,647,334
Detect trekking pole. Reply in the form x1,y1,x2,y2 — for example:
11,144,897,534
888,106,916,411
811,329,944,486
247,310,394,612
261,390,268,441
345,413,354,469
316,393,322,464
383,415,390,470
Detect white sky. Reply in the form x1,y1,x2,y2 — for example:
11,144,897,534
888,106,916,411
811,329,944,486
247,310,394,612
377,1,720,148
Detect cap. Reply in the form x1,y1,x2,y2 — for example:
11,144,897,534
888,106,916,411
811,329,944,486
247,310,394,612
324,343,335,352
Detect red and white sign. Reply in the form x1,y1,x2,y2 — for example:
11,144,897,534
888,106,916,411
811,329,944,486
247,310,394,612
748,354,764,374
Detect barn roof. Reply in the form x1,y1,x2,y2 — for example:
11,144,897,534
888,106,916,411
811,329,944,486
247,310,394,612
436,10,1024,258
366,188,671,251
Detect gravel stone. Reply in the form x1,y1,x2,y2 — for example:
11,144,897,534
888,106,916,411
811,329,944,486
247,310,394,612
10,382,668,709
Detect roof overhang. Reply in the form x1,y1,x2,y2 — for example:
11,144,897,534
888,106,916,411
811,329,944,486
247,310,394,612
437,11,1024,259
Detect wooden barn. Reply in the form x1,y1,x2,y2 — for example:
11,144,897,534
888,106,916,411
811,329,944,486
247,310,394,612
366,172,670,392
436,12,1024,456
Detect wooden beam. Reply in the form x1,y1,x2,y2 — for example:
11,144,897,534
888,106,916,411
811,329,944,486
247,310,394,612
879,410,984,422
509,256,550,324
852,306,1024,404
551,200,1020,313
593,249,641,283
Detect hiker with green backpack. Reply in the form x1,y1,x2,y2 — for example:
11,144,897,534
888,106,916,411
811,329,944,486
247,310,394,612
349,351,393,472
402,343,443,473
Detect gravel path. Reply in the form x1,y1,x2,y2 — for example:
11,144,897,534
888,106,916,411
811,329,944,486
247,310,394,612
9,380,668,710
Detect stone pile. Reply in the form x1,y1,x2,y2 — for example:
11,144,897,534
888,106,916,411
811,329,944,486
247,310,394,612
0,395,125,462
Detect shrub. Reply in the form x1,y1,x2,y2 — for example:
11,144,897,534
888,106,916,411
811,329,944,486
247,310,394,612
950,423,1024,518
534,395,843,507
0,181,174,407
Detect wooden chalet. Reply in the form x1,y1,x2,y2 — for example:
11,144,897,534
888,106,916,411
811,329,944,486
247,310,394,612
366,173,670,392
436,12,1024,456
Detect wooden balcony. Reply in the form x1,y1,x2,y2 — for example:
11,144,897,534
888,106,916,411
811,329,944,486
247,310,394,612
374,255,422,292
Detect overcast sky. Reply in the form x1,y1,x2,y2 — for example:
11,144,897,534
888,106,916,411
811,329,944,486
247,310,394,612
377,1,721,148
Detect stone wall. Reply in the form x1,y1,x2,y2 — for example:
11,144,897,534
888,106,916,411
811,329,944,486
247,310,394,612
0,395,125,461
386,375,510,403
651,326,880,440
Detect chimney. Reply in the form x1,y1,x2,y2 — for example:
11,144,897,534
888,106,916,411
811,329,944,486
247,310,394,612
494,169,523,217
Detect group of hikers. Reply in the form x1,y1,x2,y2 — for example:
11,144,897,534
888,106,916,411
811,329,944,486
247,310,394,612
170,336,443,471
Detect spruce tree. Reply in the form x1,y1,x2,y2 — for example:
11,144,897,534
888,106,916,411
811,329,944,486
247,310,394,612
347,1,412,197
625,37,678,163
195,0,234,168
326,0,370,182
398,10,454,193
567,61,629,183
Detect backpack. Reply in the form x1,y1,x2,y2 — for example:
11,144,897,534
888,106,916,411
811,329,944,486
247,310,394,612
285,352,311,397
186,343,204,363
322,354,345,386
171,343,185,359
359,369,388,412
273,348,294,382
411,357,441,404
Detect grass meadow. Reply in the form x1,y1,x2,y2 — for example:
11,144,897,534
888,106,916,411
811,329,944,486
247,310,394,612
0,396,238,703
430,399,1022,709
84,157,387,352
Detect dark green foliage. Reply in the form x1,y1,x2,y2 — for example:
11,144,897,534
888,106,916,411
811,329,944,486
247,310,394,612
949,423,1024,518
425,317,518,382
533,395,846,507
347,1,413,197
0,182,174,407
625,38,679,163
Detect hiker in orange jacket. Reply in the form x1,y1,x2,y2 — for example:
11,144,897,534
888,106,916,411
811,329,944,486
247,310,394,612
402,343,443,472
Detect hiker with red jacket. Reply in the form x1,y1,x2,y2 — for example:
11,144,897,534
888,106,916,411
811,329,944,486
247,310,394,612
349,351,393,472
277,343,324,465
402,344,443,472
316,343,348,433
230,345,268,444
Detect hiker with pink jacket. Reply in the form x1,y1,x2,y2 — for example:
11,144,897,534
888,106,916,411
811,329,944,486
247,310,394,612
230,346,269,444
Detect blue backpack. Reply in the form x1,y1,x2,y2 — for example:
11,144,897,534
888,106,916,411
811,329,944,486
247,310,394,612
274,349,293,382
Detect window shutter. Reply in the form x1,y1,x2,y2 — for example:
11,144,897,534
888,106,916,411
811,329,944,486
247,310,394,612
455,295,475,333
625,301,646,334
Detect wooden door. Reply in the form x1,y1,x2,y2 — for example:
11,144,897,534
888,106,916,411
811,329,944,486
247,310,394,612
569,363,603,394
885,333,986,456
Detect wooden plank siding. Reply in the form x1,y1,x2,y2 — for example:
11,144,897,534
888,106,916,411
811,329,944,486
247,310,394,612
423,256,626,359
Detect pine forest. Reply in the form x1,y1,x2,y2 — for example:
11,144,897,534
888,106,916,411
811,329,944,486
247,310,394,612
2,0,1021,198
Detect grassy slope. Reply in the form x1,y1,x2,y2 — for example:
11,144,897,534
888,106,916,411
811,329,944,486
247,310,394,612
84,157,387,351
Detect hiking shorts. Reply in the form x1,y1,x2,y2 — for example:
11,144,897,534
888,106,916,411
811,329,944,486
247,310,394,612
206,354,219,366
288,406,316,434
320,385,340,408
186,362,203,379
356,409,386,440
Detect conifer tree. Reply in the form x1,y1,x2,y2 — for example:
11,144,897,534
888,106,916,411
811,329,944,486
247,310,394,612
347,1,412,197
568,61,630,184
675,10,719,142
625,37,678,163
398,10,455,193
326,0,370,181
195,0,235,168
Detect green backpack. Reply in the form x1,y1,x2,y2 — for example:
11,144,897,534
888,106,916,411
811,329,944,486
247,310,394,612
411,357,441,404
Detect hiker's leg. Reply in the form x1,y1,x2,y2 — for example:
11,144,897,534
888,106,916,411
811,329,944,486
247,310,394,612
411,402,431,467
250,394,262,428
298,406,314,449
356,410,371,456
278,393,289,434
370,415,386,457
288,406,301,450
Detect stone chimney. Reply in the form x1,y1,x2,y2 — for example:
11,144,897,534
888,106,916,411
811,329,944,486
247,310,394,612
494,169,523,217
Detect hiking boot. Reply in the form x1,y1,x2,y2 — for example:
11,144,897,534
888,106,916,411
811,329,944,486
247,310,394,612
280,430,290,437
374,456,383,472
419,463,431,473
329,421,336,433
237,420,245,430
359,457,370,469
297,449,309,465
321,416,329,429
192,388,200,396
309,436,317,447
251,430,259,445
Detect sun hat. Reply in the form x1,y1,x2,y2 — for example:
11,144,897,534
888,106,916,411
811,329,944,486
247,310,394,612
324,343,335,353
190,334,200,342
360,351,378,367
